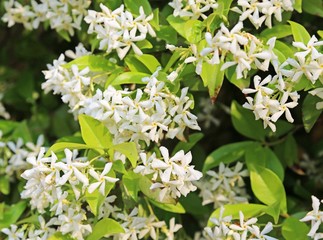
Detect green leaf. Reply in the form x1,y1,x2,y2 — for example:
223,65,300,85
274,40,295,63
167,15,187,40
109,72,150,86
48,233,74,240
125,54,161,74
179,192,210,217
302,94,323,132
282,217,310,240
248,164,287,213
203,141,255,173
122,171,141,201
0,176,10,195
184,19,204,43
46,142,92,156
0,120,18,135
85,189,105,216
172,133,204,155
124,0,152,15
303,0,323,17
245,145,285,181
110,142,138,167
204,13,224,33
216,0,233,17
208,203,267,226
260,24,292,40
294,0,303,13
113,160,127,174
264,201,281,224
149,199,186,213
78,114,113,150
156,25,178,44
63,55,119,72
225,67,250,90
86,218,124,240
201,61,225,98
0,202,27,229
289,21,311,43
318,30,323,39
273,134,298,167
231,101,267,141
11,121,32,142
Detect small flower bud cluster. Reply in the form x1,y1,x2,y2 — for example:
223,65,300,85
232,0,294,29
300,195,323,239
196,162,249,208
169,0,218,20
1,0,91,36
134,146,203,202
201,207,277,240
84,4,156,60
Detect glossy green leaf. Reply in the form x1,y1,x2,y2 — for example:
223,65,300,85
167,15,187,39
172,133,204,155
122,171,141,201
282,217,309,240
225,67,250,90
216,0,233,17
303,0,323,17
203,141,255,173
231,101,267,141
249,164,287,213
274,134,298,167
0,120,18,135
110,142,138,167
289,21,311,43
302,94,323,132
157,25,178,44
125,54,161,74
11,121,32,142
201,61,224,98
46,142,92,156
184,19,204,43
124,0,152,15
0,176,10,195
86,218,124,240
260,24,292,40
179,192,209,217
109,72,150,85
0,202,27,229
78,114,112,150
63,55,118,72
149,199,186,213
48,233,74,240
208,203,267,226
294,0,303,13
245,144,285,181
274,40,295,63
85,188,105,216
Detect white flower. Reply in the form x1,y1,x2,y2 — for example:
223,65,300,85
88,162,119,195
1,224,24,240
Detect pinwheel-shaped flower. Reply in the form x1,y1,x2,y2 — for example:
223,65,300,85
88,162,119,195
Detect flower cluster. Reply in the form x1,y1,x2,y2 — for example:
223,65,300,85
114,208,182,240
169,0,218,20
242,35,323,131
199,207,277,240
0,133,44,179
1,0,91,36
84,4,156,60
300,195,323,239
232,0,295,29
201,22,276,78
196,162,249,208
41,44,91,116
197,97,221,129
18,147,118,239
134,146,202,201
80,70,201,147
